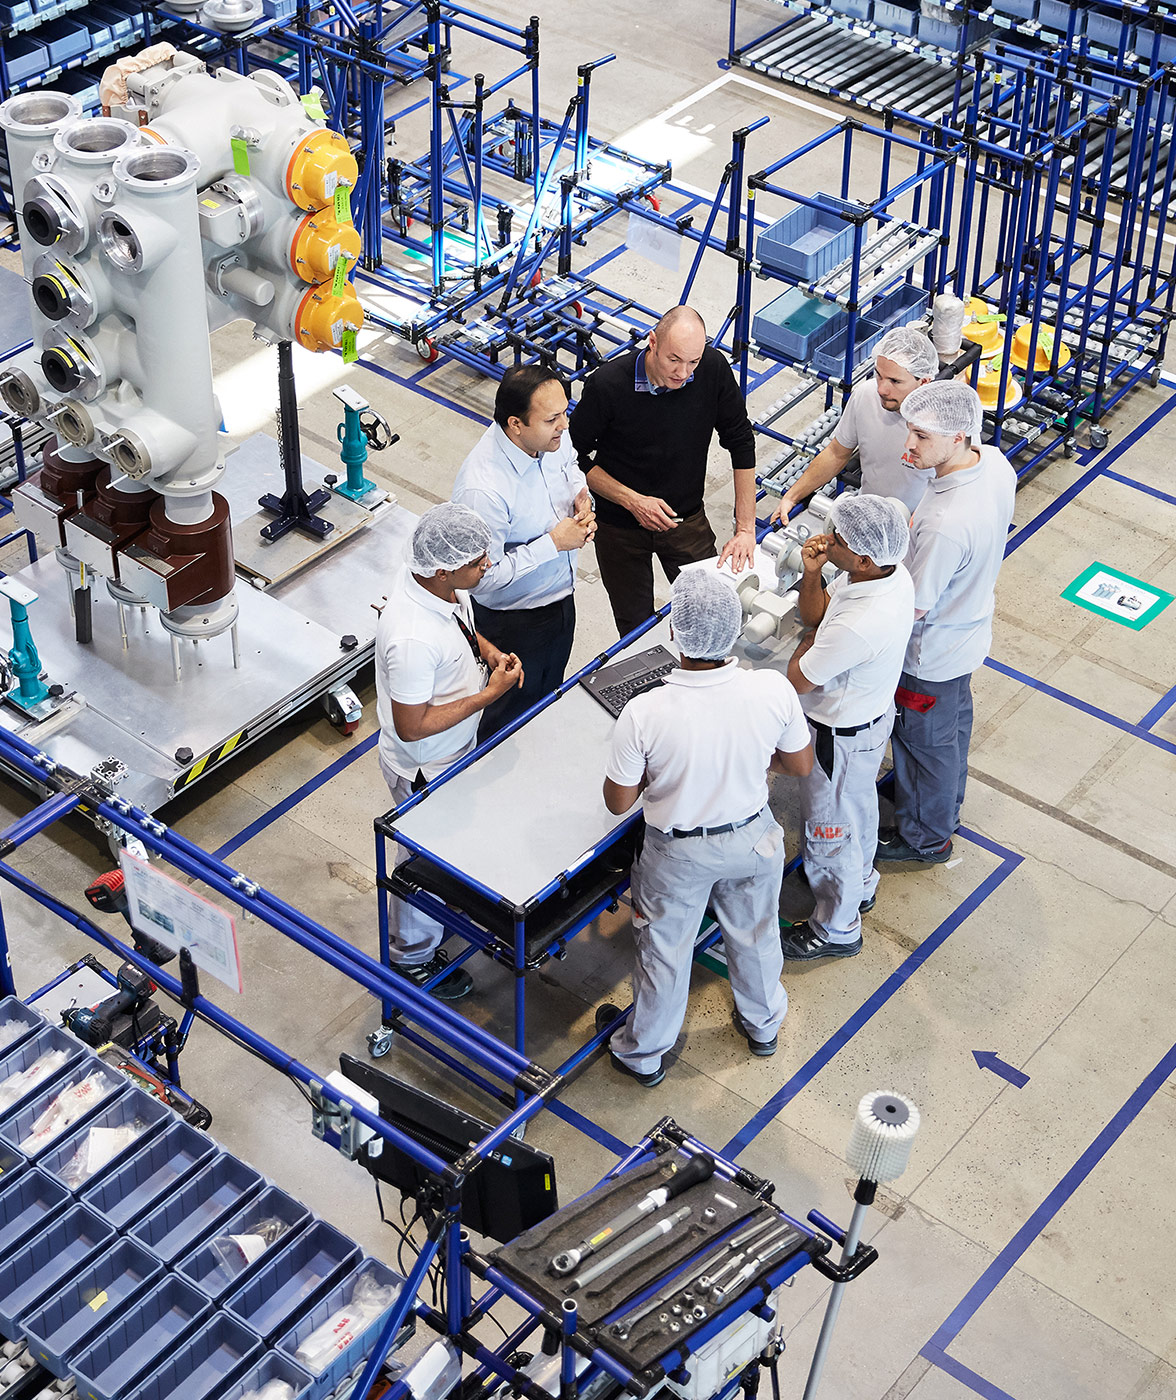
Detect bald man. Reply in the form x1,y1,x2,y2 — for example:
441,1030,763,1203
570,306,758,638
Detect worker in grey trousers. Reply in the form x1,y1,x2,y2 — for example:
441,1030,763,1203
596,569,813,1087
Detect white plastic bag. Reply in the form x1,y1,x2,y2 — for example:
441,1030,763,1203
0,1019,28,1053
0,1048,69,1111
238,1383,294,1400
295,1269,396,1374
20,1070,111,1152
59,1120,147,1188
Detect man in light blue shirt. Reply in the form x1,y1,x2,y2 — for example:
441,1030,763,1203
452,365,595,737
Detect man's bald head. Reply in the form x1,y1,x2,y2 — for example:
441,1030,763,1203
646,304,706,391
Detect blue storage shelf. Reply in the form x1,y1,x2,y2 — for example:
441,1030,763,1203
810,317,886,380
752,286,845,361
0,1024,86,1123
218,1350,314,1400
130,1154,263,1265
277,1258,412,1400
177,1184,311,1301
123,1314,262,1400
0,1202,114,1341
20,1237,162,1378
38,1087,170,1194
70,1275,212,1400
0,1063,124,1161
0,1167,70,1260
81,1119,215,1230
224,1220,361,1341
757,192,863,281
871,281,930,330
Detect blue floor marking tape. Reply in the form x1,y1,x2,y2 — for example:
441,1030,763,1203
984,658,1176,759
921,1035,1176,1394
721,831,1023,1159
352,349,492,427
547,1100,629,1157
1101,468,1176,509
1139,683,1176,731
921,1346,1018,1400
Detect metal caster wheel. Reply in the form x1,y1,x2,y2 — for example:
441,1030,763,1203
1089,426,1109,451
416,336,439,363
367,1028,394,1058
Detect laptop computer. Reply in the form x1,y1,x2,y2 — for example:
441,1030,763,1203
579,644,678,718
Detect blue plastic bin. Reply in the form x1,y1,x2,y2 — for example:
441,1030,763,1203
0,1168,70,1260
757,192,862,281
123,1315,262,1400
35,14,91,61
810,317,886,379
56,68,101,110
224,1220,361,1341
0,1025,86,1120
20,1238,162,1378
830,0,872,20
0,1064,124,1161
130,1155,262,1264
80,7,113,44
917,4,993,48
1035,0,1076,32
262,0,296,17
752,287,845,361
6,36,49,85
70,1275,212,1400
82,1119,215,1230
990,0,1035,22
0,1203,114,1340
177,1184,311,1300
1085,6,1128,47
38,1088,170,1194
276,1258,412,1400
874,0,919,33
871,281,930,330
88,0,133,36
218,1350,315,1400
0,1000,43,1055
0,0,36,26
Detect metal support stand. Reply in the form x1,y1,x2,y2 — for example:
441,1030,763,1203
257,341,334,543
802,1191,872,1399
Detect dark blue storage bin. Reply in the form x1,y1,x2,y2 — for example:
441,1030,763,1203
0,1027,88,1121
177,1184,311,1300
224,1220,361,1341
871,281,930,330
1035,0,1076,33
0,1000,43,1057
277,1259,412,1400
70,1275,212,1400
810,317,886,379
130,1155,262,1265
35,14,91,62
80,7,113,44
874,0,919,32
56,69,102,109
88,0,133,36
0,0,36,26
82,1119,215,1230
757,192,863,281
0,1168,70,1260
1085,6,1128,47
0,1202,114,1340
0,1064,124,1161
752,286,845,361
991,0,1035,22
830,0,872,21
917,4,993,48
2,35,49,87
20,1238,162,1378
218,1350,314,1400
123,1315,262,1400
39,1088,170,1194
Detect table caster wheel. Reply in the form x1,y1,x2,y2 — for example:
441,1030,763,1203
367,1028,394,1059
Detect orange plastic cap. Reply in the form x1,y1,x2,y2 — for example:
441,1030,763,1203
1009,322,1072,371
289,212,362,284
285,130,358,212
294,280,363,353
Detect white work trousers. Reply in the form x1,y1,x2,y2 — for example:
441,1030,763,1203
382,764,445,966
610,810,788,1076
799,712,892,943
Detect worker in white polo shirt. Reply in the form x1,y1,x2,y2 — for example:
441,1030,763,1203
782,495,915,959
772,325,938,520
594,569,812,1086
876,380,1016,865
452,364,595,739
376,503,524,999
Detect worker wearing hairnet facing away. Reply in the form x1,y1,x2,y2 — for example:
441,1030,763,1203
773,325,939,520
783,496,915,960
376,503,524,999
876,381,1015,865
595,570,813,1086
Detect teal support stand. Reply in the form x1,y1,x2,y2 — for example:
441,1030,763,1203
331,385,396,505
2,582,50,711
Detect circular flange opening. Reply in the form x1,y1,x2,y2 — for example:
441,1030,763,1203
0,93,80,135
116,147,199,188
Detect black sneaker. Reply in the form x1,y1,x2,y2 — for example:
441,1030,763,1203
875,833,953,865
392,949,474,1000
780,921,862,961
595,1004,664,1086
732,1008,777,1057
859,893,877,914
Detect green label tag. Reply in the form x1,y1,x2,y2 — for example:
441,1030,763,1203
230,137,251,177
341,329,358,363
334,182,352,224
300,90,327,121
331,257,349,297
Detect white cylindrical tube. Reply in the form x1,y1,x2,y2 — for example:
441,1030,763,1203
932,293,966,359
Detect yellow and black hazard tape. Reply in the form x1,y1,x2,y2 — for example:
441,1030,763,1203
174,730,248,790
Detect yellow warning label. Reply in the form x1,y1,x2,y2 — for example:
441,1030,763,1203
175,730,247,789
200,199,219,208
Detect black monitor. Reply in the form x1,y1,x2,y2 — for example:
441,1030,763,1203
339,1055,558,1244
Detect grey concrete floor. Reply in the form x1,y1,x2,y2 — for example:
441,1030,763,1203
3,5,1176,1399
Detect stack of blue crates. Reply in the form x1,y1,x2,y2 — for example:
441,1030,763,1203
0,996,411,1400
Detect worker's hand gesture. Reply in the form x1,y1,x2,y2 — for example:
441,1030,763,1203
485,653,524,698
551,516,593,551
628,494,679,532
572,491,597,543
769,490,799,525
718,529,756,573
801,534,830,574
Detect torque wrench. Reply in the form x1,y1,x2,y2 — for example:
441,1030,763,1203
567,1205,691,1293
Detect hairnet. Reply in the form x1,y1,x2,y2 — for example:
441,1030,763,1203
831,494,911,567
671,569,742,660
411,503,491,575
874,324,939,381
900,380,982,437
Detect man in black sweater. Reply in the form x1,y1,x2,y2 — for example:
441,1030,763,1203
569,305,758,638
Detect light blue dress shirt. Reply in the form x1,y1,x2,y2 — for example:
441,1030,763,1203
451,423,582,610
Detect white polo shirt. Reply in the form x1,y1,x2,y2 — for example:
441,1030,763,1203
904,445,1016,682
376,566,487,781
833,379,928,515
798,565,915,726
606,659,810,833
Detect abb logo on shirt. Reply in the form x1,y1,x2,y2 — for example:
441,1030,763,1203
811,825,844,840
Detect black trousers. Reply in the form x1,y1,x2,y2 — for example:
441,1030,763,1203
593,508,718,639
472,595,576,740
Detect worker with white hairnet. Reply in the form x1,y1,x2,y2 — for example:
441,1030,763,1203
594,568,812,1085
375,502,524,998
782,496,914,959
773,324,938,519
876,380,1015,865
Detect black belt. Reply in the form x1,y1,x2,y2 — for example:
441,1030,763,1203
473,595,571,621
666,808,763,840
809,713,886,738
810,713,886,782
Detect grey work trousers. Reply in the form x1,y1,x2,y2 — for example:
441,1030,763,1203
799,711,892,943
382,763,445,967
891,670,974,855
610,810,788,1076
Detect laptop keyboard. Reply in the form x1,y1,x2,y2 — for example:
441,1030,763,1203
596,662,676,716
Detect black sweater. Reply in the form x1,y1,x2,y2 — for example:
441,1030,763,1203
569,347,757,530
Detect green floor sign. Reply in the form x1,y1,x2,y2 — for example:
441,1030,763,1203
1061,562,1175,630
